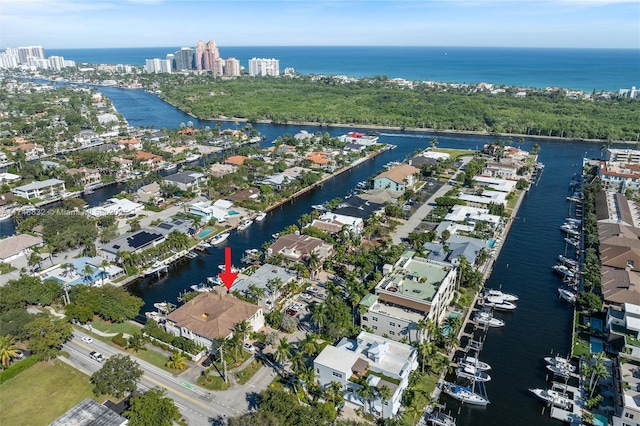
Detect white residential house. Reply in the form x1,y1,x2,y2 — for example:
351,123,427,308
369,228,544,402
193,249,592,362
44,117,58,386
314,331,418,419
190,201,229,223
12,178,66,200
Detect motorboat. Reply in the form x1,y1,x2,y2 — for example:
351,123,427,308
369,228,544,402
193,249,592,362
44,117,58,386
311,204,327,212
552,264,575,278
557,255,579,268
558,288,577,304
565,217,581,225
442,382,489,406
210,232,230,246
218,264,240,273
185,153,202,162
529,385,573,409
560,224,580,237
544,355,576,373
207,275,223,286
484,289,518,302
197,241,212,248
237,219,253,231
428,409,456,426
190,282,212,292
144,261,168,276
255,211,267,222
460,356,491,371
483,296,517,311
473,311,505,327
153,302,176,314
456,364,491,382
564,237,580,248
546,363,572,379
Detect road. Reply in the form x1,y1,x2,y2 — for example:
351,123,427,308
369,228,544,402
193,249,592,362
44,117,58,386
62,330,276,425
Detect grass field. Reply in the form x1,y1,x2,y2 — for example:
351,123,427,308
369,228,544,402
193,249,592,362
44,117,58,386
0,360,103,425
90,318,143,336
235,360,262,385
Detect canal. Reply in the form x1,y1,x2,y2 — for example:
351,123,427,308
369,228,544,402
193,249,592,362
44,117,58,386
28,84,608,424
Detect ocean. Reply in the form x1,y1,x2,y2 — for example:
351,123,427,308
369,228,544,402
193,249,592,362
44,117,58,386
46,46,640,92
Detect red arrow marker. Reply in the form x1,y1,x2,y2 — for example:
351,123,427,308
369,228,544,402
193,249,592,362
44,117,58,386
219,247,238,291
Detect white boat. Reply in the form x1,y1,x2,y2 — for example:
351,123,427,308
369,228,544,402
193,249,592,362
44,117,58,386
557,255,578,268
484,289,518,302
565,218,581,225
552,264,575,278
473,311,505,327
457,364,491,382
255,211,267,222
460,356,491,371
428,410,456,426
210,232,230,246
483,296,517,311
237,219,253,231
442,382,489,406
197,241,212,248
185,153,202,162
561,224,580,237
191,282,212,292
564,237,580,248
544,356,576,373
546,363,572,379
218,264,240,273
558,288,577,304
529,386,573,410
153,302,176,314
207,276,223,286
144,261,168,276
311,204,327,212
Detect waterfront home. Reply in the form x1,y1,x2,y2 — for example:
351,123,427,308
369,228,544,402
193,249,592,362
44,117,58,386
96,112,118,125
99,228,166,262
65,167,101,187
231,264,297,307
209,163,236,178
612,358,640,426
373,165,419,192
267,234,334,262
306,152,332,169
40,256,125,287
12,178,66,200
134,151,163,171
260,173,292,190
482,161,519,179
337,132,379,146
8,142,45,160
86,198,143,218
164,291,264,347
607,303,640,339
0,234,43,263
360,250,457,343
601,266,640,308
112,157,134,179
473,176,517,193
458,190,507,208
444,204,502,226
599,161,640,192
189,201,229,223
314,331,418,419
309,212,364,235
226,187,260,203
424,235,487,266
163,171,207,191
74,130,101,146
135,182,162,204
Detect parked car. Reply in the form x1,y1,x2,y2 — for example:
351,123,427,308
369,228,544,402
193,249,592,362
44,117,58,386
81,336,93,344
242,343,255,352
89,351,104,362
253,342,266,350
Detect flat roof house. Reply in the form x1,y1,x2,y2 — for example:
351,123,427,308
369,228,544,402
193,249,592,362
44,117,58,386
163,171,207,191
12,178,66,200
99,228,166,262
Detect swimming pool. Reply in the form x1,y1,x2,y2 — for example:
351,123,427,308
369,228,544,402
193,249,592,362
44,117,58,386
442,312,462,336
590,337,604,354
488,238,497,249
197,229,214,239
228,210,240,216
590,317,604,333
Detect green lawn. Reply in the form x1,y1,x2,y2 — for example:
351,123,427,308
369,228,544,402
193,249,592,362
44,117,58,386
235,360,262,385
122,346,186,375
0,360,103,425
197,373,230,391
90,318,143,336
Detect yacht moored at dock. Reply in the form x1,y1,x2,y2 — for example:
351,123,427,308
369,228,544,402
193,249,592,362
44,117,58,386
210,232,230,246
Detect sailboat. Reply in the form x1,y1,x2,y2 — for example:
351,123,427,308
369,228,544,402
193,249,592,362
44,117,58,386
442,381,490,406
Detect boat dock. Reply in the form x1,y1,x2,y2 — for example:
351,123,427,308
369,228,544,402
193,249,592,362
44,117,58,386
546,382,584,424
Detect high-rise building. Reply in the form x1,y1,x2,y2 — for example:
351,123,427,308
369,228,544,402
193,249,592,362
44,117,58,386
195,40,220,72
224,58,241,77
17,46,45,64
174,47,194,71
145,58,172,74
248,58,280,77
48,56,65,71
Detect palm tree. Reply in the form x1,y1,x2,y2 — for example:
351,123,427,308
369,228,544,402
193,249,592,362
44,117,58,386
377,384,393,405
0,336,20,369
307,251,321,280
356,381,375,415
290,350,306,376
275,338,292,374
443,315,463,336
298,333,318,357
234,320,250,343
324,381,344,405
588,353,610,397
100,259,110,286
166,351,188,370
310,303,328,333
83,264,95,285
127,332,147,353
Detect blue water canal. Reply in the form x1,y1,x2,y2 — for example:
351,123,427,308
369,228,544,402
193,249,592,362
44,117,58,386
33,85,609,424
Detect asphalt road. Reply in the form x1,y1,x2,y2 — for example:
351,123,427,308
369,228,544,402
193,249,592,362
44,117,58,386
62,331,275,426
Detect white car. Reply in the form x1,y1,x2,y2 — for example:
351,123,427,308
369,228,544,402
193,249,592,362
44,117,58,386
81,336,93,344
299,293,313,301
242,343,255,353
89,351,104,362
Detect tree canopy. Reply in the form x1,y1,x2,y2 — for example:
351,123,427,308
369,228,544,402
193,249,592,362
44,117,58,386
91,354,143,398
123,388,180,426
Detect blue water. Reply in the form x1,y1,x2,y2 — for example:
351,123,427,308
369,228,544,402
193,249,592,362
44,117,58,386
46,46,640,92
590,317,604,332
228,210,240,216
590,337,604,354
488,238,497,249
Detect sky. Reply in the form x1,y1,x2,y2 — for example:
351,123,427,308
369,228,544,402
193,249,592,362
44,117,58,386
1,0,639,49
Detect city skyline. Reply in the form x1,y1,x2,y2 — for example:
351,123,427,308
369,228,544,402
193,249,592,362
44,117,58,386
1,0,639,49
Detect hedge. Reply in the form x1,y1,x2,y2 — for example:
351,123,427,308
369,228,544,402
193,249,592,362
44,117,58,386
0,355,38,384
